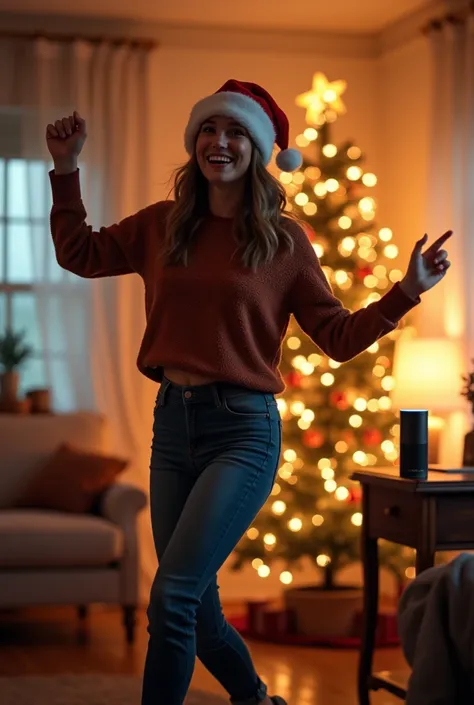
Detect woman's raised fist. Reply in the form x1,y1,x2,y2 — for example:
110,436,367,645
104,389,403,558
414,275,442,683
46,110,87,165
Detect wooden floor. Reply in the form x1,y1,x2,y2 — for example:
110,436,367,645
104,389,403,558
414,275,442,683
0,604,407,704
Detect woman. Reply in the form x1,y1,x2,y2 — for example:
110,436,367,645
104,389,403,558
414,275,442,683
46,79,451,705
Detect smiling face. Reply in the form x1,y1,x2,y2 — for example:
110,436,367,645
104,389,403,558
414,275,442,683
195,115,253,185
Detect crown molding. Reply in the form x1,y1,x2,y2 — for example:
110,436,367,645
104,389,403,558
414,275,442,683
0,12,377,58
0,3,459,59
151,23,379,59
378,0,456,54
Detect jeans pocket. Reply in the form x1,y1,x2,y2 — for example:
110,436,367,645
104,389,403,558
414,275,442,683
222,392,270,418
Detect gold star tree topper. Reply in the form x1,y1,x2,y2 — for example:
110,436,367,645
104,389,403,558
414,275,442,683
296,72,347,125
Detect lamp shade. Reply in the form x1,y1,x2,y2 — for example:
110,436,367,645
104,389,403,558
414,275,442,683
391,337,465,412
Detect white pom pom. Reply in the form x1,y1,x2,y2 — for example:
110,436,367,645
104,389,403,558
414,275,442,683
276,148,303,172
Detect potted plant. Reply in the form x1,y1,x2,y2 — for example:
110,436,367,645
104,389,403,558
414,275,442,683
232,503,413,639
461,359,474,466
0,327,33,407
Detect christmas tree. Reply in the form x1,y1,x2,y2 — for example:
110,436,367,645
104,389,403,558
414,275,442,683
232,73,414,590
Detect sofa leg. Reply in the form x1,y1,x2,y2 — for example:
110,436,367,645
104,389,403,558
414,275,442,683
77,605,88,621
123,605,136,643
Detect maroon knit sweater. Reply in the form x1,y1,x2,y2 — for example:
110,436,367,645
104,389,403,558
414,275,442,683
49,169,420,393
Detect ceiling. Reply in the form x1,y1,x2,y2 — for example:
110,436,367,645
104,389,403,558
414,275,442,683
0,0,434,33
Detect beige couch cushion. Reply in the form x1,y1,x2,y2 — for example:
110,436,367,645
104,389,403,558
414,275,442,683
0,412,109,509
0,510,123,568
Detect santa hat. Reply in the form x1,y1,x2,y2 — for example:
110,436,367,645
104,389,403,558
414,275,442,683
184,79,303,173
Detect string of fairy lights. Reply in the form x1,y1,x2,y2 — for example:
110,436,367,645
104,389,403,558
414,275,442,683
241,73,414,584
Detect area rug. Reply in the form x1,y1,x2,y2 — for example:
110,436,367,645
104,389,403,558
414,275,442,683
0,673,228,705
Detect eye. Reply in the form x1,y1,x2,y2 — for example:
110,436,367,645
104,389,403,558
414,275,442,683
230,128,246,138
201,124,215,133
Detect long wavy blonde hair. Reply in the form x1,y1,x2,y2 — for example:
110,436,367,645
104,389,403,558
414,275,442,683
163,147,297,271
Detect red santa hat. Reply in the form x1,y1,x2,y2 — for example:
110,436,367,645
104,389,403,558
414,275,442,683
184,79,303,173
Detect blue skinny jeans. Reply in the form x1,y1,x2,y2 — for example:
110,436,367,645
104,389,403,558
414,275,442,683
141,376,282,705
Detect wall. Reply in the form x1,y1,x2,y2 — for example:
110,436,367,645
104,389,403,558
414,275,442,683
377,34,433,290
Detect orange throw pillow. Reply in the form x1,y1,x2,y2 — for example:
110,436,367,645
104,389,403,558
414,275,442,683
17,443,128,513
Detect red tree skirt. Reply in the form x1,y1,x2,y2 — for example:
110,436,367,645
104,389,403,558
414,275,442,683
227,605,399,649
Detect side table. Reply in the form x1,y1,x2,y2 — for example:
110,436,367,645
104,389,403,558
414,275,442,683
351,466,474,704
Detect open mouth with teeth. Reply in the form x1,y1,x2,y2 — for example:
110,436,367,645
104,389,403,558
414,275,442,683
206,155,234,165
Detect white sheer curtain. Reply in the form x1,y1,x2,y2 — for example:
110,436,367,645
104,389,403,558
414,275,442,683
422,17,474,349
0,35,159,600
420,17,474,463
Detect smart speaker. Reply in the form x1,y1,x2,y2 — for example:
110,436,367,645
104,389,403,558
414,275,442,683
399,409,428,480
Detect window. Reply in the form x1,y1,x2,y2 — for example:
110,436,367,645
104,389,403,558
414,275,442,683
0,157,83,399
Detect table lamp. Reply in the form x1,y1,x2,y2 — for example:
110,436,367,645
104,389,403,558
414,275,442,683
391,336,465,465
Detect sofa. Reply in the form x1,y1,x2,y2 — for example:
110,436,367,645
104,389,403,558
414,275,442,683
0,411,147,642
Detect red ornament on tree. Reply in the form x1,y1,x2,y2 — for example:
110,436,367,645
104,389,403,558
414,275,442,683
286,371,303,388
303,429,325,448
330,390,350,410
356,266,373,280
363,428,383,446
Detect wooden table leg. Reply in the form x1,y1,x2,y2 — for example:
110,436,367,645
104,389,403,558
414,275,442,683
415,550,435,575
358,489,379,705
416,498,436,575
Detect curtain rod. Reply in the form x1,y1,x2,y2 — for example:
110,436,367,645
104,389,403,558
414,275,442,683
422,1,474,33
0,29,157,50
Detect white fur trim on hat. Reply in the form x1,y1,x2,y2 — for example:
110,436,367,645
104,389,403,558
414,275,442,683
276,148,303,172
184,91,276,165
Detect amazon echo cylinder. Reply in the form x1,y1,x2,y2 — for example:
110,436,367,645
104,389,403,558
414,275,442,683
399,409,428,480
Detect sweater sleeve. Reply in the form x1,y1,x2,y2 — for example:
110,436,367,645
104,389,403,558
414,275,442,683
289,230,420,363
49,169,159,278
